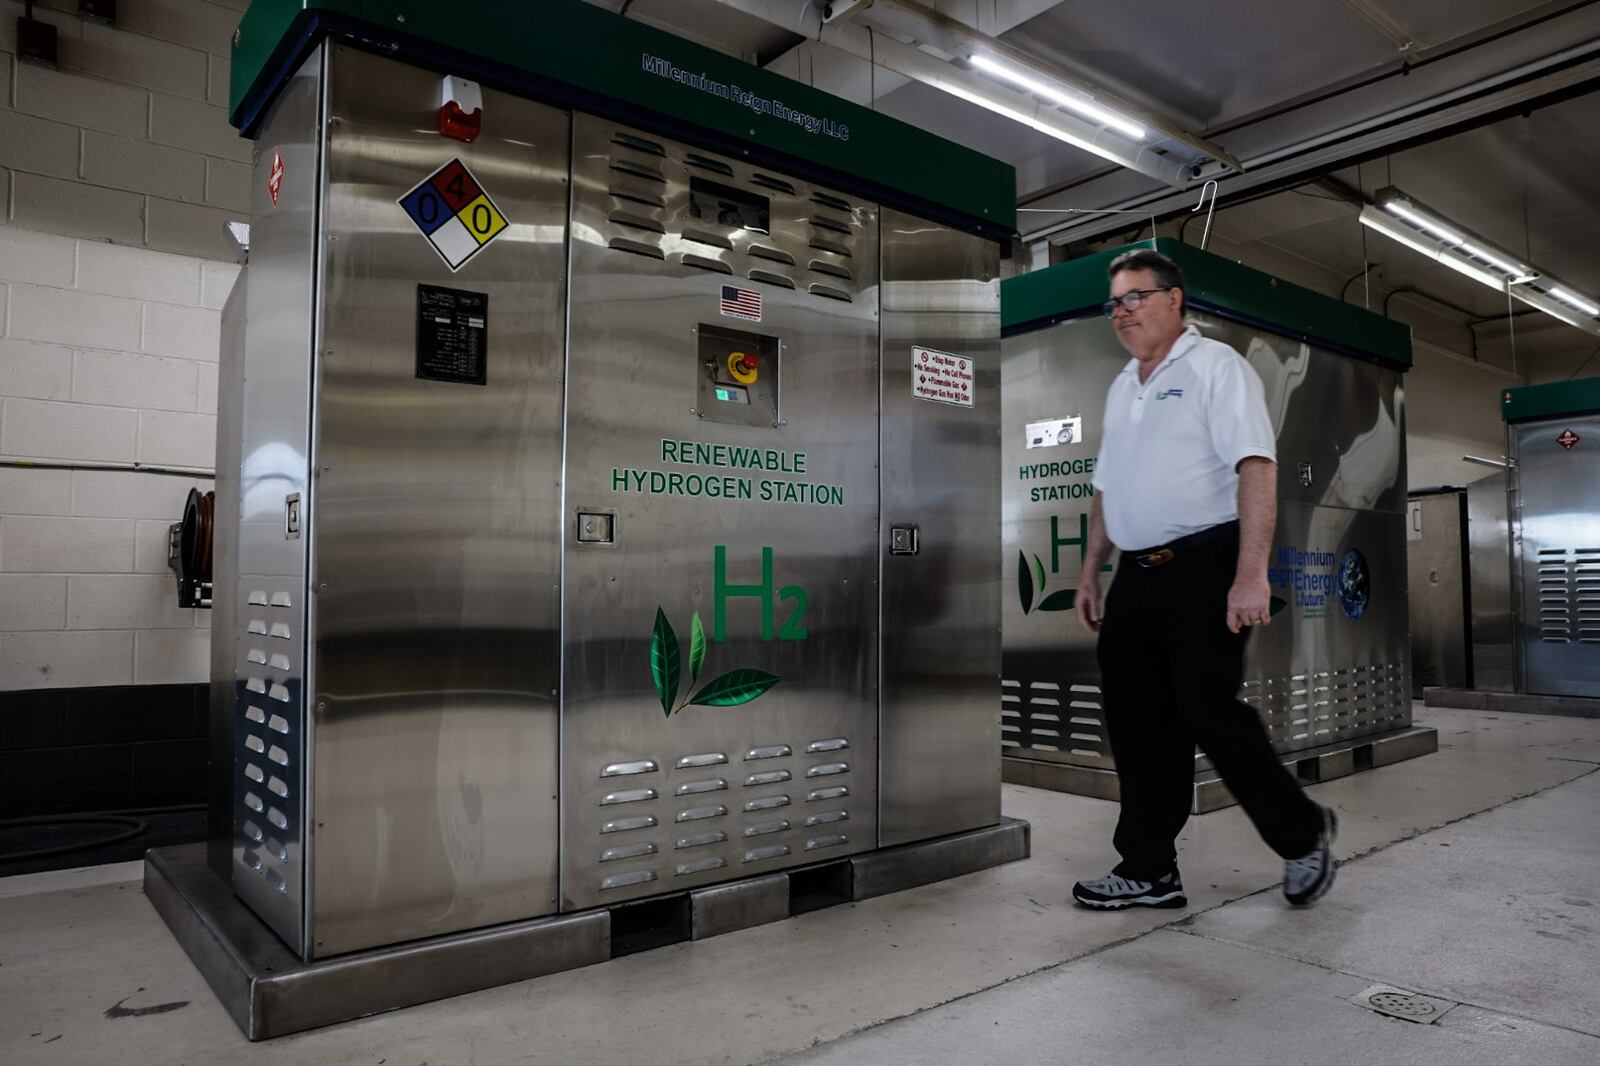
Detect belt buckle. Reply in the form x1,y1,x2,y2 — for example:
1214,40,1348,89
1137,548,1175,568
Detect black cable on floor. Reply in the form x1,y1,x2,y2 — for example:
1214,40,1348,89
0,804,205,864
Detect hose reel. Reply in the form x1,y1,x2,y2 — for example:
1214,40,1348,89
168,487,215,609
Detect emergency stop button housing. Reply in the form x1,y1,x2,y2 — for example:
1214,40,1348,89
695,323,780,429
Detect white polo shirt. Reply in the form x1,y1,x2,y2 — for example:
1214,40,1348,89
1091,324,1276,550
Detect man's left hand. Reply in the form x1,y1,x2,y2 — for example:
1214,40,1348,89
1227,576,1272,634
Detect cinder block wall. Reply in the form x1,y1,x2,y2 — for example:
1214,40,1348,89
1,0,247,699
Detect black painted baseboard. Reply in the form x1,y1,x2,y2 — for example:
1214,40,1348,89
0,684,209,818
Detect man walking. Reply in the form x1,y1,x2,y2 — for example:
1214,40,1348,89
1071,248,1336,910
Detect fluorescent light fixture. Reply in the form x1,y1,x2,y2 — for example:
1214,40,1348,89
932,78,1134,162
1358,207,1508,289
1380,195,1533,279
1550,287,1600,316
1361,187,1600,338
968,53,1146,140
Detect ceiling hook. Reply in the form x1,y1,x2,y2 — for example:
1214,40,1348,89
1191,179,1219,250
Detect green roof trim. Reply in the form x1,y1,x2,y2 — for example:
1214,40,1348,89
228,0,1015,235
1002,238,1413,370
1500,377,1600,423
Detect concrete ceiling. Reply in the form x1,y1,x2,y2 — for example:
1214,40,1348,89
591,0,1600,379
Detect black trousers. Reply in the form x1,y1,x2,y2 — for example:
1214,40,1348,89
1096,528,1321,879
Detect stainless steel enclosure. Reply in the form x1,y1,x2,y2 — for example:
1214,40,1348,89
218,45,1001,959
1408,489,1472,693
1511,415,1600,697
1001,248,1414,785
1467,472,1516,693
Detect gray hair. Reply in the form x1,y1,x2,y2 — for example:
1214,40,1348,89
1108,248,1185,312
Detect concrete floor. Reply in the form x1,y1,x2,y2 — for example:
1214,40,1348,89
1,705,1596,1065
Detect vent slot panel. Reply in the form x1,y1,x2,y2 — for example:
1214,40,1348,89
809,214,853,236
609,210,665,235
751,173,796,195
676,830,727,850
601,760,659,778
748,269,795,289
676,752,728,769
610,160,665,183
685,152,734,175
601,815,657,835
590,132,870,317
675,778,728,795
608,238,665,260
681,253,733,275
612,132,666,156
809,259,853,282
748,244,795,266
600,842,657,863
578,728,863,905
610,186,667,210
600,787,658,806
682,228,733,250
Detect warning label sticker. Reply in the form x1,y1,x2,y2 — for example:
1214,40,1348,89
397,158,509,272
913,346,974,408
1557,427,1580,450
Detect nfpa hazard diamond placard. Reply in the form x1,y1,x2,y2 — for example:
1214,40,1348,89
398,158,508,271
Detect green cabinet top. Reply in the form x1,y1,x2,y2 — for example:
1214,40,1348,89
229,0,1015,237
1500,377,1600,423
1002,238,1412,370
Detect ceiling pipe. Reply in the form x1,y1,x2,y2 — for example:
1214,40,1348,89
837,0,1240,174
705,0,1233,188
1020,23,1600,243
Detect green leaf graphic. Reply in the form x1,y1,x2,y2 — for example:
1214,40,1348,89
1037,589,1077,612
1269,596,1288,617
1032,554,1046,593
689,611,706,684
689,669,782,707
650,608,681,718
1017,551,1034,614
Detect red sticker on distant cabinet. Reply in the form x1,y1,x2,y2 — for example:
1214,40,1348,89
268,148,284,207
1557,428,1580,450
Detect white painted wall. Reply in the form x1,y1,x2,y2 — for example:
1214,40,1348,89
1,0,247,689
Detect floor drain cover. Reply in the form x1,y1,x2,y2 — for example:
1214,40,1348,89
1352,984,1457,1025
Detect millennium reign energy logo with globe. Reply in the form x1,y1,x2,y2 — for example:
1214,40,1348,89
1337,548,1371,619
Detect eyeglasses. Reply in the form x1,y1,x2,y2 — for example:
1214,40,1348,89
1101,287,1172,318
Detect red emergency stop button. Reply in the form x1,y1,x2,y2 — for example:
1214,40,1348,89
728,351,759,384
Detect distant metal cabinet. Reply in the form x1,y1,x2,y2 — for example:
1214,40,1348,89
1505,395,1600,698
1466,472,1515,692
1000,239,1419,790
1407,489,1472,694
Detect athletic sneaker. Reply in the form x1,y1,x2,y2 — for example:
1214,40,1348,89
1283,804,1339,906
1072,869,1187,910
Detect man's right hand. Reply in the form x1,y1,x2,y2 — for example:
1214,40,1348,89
1076,576,1102,633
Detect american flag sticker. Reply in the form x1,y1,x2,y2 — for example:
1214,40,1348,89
719,284,763,322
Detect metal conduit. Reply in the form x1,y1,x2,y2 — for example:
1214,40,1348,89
0,458,215,479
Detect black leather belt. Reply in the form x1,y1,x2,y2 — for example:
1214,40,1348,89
1128,521,1239,568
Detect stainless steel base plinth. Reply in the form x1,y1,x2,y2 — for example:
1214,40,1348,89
1003,725,1439,813
1424,687,1600,719
145,817,1030,1040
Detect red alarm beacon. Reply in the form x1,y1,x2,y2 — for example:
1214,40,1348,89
439,75,483,143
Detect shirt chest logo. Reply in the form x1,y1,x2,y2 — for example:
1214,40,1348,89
1155,388,1184,400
